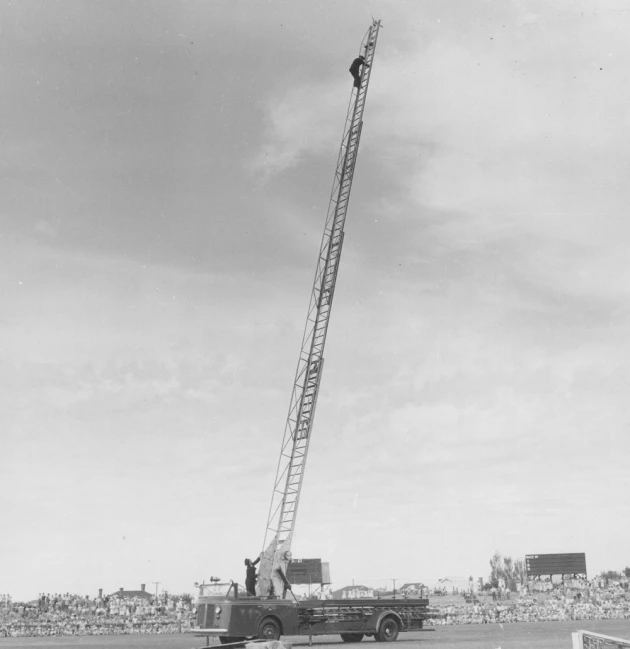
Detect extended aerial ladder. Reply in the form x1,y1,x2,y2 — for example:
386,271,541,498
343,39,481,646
257,19,382,599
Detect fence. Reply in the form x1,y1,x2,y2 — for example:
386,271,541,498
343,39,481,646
572,630,630,649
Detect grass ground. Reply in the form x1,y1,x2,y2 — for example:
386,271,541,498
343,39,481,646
1,620,630,649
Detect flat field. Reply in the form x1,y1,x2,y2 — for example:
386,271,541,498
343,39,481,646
2,621,630,649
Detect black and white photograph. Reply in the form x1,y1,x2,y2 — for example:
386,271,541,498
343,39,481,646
1,2,629,648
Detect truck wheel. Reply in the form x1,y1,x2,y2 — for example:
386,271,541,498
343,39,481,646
258,617,281,641
376,617,399,642
340,633,365,642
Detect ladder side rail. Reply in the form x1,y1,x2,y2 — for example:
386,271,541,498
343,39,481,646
261,116,358,548
300,126,364,374
263,20,379,548
274,116,365,535
264,21,378,542
259,20,381,595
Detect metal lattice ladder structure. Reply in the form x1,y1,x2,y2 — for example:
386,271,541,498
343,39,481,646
257,19,382,598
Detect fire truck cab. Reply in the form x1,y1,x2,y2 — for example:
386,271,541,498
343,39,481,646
194,582,297,643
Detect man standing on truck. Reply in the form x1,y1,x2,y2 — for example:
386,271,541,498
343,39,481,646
245,556,260,596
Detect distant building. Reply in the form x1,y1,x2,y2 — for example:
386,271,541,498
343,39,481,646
331,585,374,599
109,584,152,600
399,582,428,597
433,578,455,594
343,587,374,599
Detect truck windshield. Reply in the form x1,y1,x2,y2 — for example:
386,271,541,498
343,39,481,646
198,582,239,597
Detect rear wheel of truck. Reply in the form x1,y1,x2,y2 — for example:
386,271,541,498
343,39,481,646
376,617,399,642
258,617,281,641
340,633,365,642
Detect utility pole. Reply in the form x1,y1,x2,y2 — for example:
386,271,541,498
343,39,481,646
152,582,160,600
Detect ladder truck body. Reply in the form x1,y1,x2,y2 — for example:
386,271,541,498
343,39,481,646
190,19,435,644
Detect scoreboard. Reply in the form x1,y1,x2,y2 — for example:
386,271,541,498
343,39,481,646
525,553,587,577
286,558,331,585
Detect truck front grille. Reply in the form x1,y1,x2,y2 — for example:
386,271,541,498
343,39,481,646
197,603,215,628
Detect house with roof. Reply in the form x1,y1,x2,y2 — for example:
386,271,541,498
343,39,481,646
109,584,153,600
399,582,428,597
331,585,374,599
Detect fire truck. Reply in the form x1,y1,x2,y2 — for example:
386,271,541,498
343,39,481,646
191,19,436,643
195,582,433,644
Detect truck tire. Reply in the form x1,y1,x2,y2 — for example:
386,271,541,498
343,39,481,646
258,617,281,641
340,633,364,642
376,617,399,642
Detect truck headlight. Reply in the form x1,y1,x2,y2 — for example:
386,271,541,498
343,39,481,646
215,606,221,615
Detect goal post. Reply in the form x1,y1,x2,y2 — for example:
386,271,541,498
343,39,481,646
572,630,630,649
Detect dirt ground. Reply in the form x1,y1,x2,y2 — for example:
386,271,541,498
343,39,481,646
1,620,630,649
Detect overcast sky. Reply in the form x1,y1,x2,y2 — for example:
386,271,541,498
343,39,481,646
1,0,629,601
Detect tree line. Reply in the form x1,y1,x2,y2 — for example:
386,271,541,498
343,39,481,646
485,551,526,591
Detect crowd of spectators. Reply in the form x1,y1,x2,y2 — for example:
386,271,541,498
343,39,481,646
0,591,196,637
427,579,630,625
3,578,630,636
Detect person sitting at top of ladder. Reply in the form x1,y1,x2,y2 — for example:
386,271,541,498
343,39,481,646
349,54,369,89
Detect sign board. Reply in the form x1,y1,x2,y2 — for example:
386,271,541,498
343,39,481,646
286,558,330,584
525,553,587,577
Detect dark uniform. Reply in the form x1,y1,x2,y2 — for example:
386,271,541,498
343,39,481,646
245,557,260,596
349,55,369,89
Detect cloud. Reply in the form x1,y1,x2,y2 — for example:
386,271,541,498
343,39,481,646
3,0,630,598
34,218,58,238
252,79,351,177
254,4,630,313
